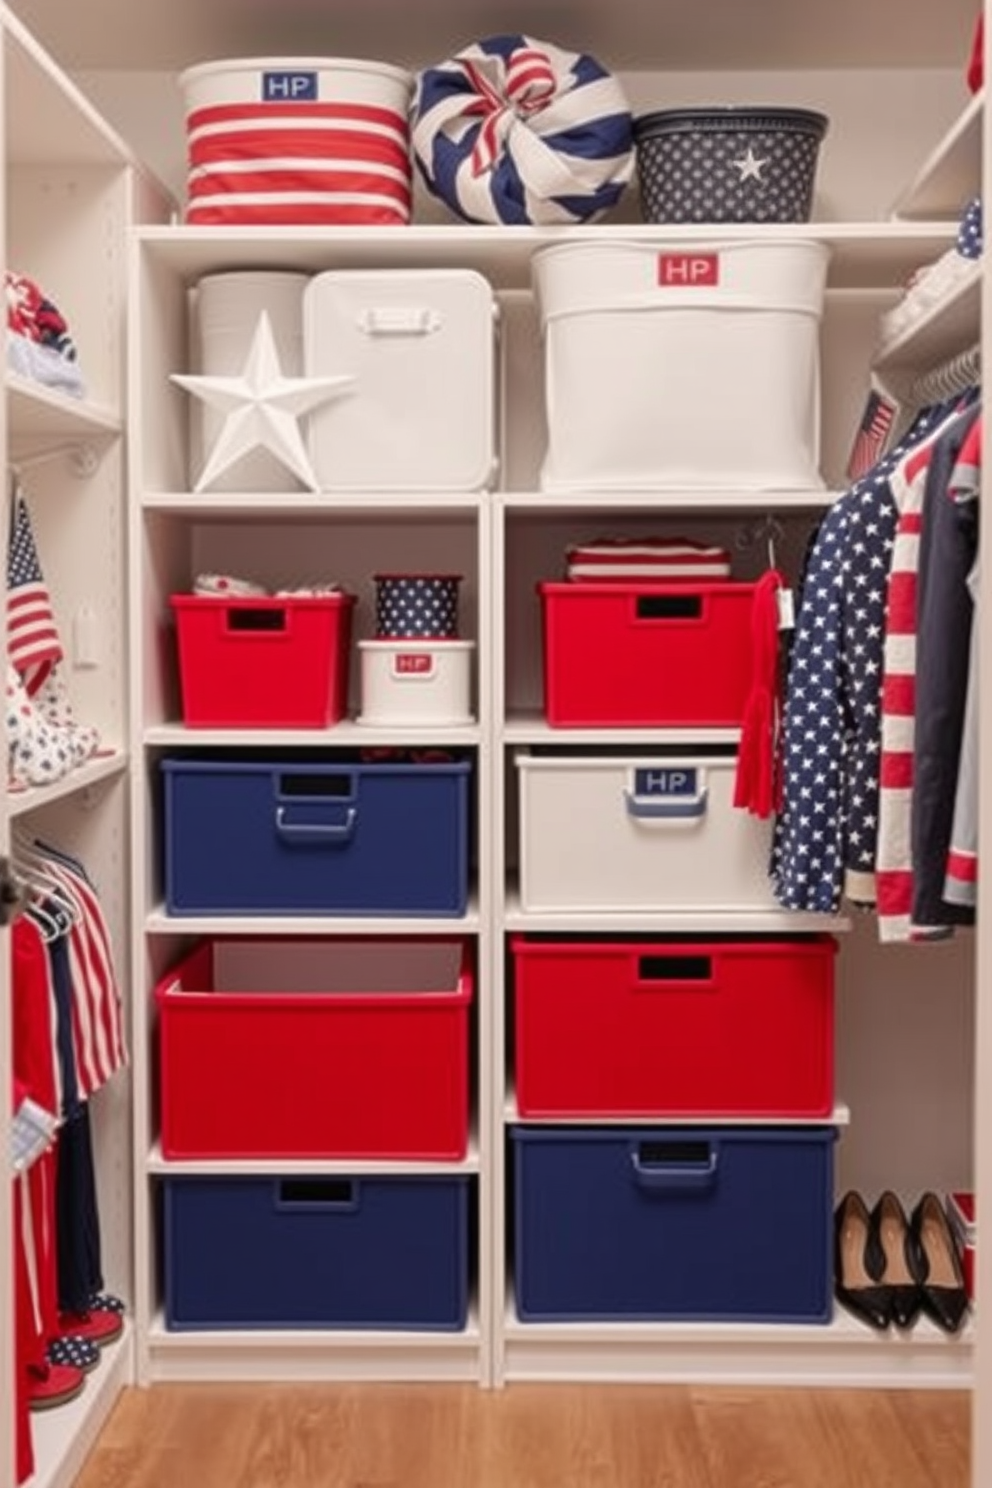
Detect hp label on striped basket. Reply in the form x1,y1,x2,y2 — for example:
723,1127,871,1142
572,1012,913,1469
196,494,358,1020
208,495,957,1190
262,71,318,101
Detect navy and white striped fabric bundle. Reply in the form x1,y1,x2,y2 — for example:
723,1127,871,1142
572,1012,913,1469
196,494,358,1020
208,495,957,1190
412,35,634,225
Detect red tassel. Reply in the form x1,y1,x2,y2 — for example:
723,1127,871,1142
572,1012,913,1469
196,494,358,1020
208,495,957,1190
968,16,984,94
734,569,785,819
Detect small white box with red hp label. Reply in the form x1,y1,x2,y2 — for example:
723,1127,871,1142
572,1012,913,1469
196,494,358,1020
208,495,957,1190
358,639,475,726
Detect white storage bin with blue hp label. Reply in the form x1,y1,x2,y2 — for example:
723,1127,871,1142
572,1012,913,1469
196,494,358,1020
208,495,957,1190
162,753,471,916
515,748,776,913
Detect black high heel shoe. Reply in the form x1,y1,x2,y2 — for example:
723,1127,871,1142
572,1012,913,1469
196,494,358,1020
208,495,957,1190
834,1191,891,1332
910,1192,970,1335
870,1191,922,1329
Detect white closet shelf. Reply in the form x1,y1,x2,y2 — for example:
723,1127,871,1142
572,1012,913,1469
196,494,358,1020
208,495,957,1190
145,1307,482,1384
890,90,983,221
6,374,121,449
503,715,741,746
144,896,482,935
8,751,127,819
140,491,484,515
500,1302,973,1388
504,888,851,936
501,489,842,513
874,259,981,376
503,1087,852,1128
144,720,482,748
134,223,959,292
28,1324,132,1488
146,1135,481,1176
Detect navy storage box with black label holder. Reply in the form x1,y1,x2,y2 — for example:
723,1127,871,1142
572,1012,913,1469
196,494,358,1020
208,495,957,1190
512,1125,835,1323
163,1175,470,1330
161,754,471,916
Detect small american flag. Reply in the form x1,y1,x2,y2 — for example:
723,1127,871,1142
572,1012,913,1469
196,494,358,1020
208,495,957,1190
7,488,62,694
846,387,897,481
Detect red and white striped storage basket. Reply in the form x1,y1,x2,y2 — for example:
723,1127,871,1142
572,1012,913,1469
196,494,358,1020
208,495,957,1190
180,57,415,226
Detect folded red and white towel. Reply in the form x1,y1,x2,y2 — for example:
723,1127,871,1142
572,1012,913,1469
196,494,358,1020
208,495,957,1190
193,573,341,598
565,537,732,582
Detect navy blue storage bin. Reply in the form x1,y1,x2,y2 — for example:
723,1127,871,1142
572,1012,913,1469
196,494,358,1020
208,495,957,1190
162,755,471,916
163,1175,470,1330
512,1125,835,1323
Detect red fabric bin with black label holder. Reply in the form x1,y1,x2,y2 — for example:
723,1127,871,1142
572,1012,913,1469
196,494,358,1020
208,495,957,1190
172,593,354,728
512,935,836,1119
539,580,756,726
156,937,472,1160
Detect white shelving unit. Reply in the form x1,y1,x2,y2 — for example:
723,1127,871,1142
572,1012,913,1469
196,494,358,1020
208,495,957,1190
2,2,990,1485
0,7,171,1488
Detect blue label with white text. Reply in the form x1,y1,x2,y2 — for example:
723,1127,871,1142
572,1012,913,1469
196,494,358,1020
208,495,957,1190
634,767,698,798
262,71,318,102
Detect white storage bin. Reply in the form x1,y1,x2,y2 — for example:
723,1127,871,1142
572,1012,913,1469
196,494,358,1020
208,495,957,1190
516,750,778,912
532,239,829,495
189,271,309,492
305,269,498,491
358,639,474,726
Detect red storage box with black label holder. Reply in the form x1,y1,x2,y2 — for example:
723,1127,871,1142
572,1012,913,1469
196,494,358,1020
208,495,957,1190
513,935,836,1119
156,937,472,1160
171,593,354,728
539,581,756,726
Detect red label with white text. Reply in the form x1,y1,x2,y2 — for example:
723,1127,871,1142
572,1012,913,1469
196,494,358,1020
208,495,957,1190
658,253,720,287
394,652,434,677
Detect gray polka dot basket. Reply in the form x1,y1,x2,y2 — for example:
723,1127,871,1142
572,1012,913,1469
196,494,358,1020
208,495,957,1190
633,107,828,224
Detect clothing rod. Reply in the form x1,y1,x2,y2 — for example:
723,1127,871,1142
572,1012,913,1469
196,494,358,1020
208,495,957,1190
8,441,98,479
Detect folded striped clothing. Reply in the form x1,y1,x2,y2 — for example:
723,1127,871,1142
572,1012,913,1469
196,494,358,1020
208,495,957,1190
564,537,732,581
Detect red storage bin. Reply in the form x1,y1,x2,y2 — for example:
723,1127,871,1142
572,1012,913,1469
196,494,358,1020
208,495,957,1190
947,1191,976,1300
171,593,354,728
156,938,472,1159
512,935,835,1119
539,580,756,726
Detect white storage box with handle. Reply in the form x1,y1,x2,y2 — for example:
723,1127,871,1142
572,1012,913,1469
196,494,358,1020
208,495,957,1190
516,750,778,912
304,269,498,491
532,239,829,495
358,639,475,725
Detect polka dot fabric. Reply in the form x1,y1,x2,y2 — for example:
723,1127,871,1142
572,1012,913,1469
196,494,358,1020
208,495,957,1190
957,197,983,260
374,575,461,638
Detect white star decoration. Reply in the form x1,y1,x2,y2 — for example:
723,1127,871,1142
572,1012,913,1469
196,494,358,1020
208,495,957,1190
171,312,354,493
733,147,768,183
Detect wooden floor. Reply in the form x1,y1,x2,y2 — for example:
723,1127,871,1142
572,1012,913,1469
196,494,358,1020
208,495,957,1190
74,1384,970,1488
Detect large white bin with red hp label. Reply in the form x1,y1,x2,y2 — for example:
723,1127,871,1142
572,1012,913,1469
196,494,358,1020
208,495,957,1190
358,639,474,725
516,750,779,913
532,239,829,495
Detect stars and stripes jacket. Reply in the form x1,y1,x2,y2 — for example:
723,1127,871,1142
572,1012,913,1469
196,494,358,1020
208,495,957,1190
770,401,966,916
875,403,979,939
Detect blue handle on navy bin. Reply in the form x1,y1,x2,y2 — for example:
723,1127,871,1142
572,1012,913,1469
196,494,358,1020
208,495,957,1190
630,1143,719,1193
623,788,708,820
275,805,357,843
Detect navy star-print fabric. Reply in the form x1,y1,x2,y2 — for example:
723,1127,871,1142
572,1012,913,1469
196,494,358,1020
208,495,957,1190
770,400,964,914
